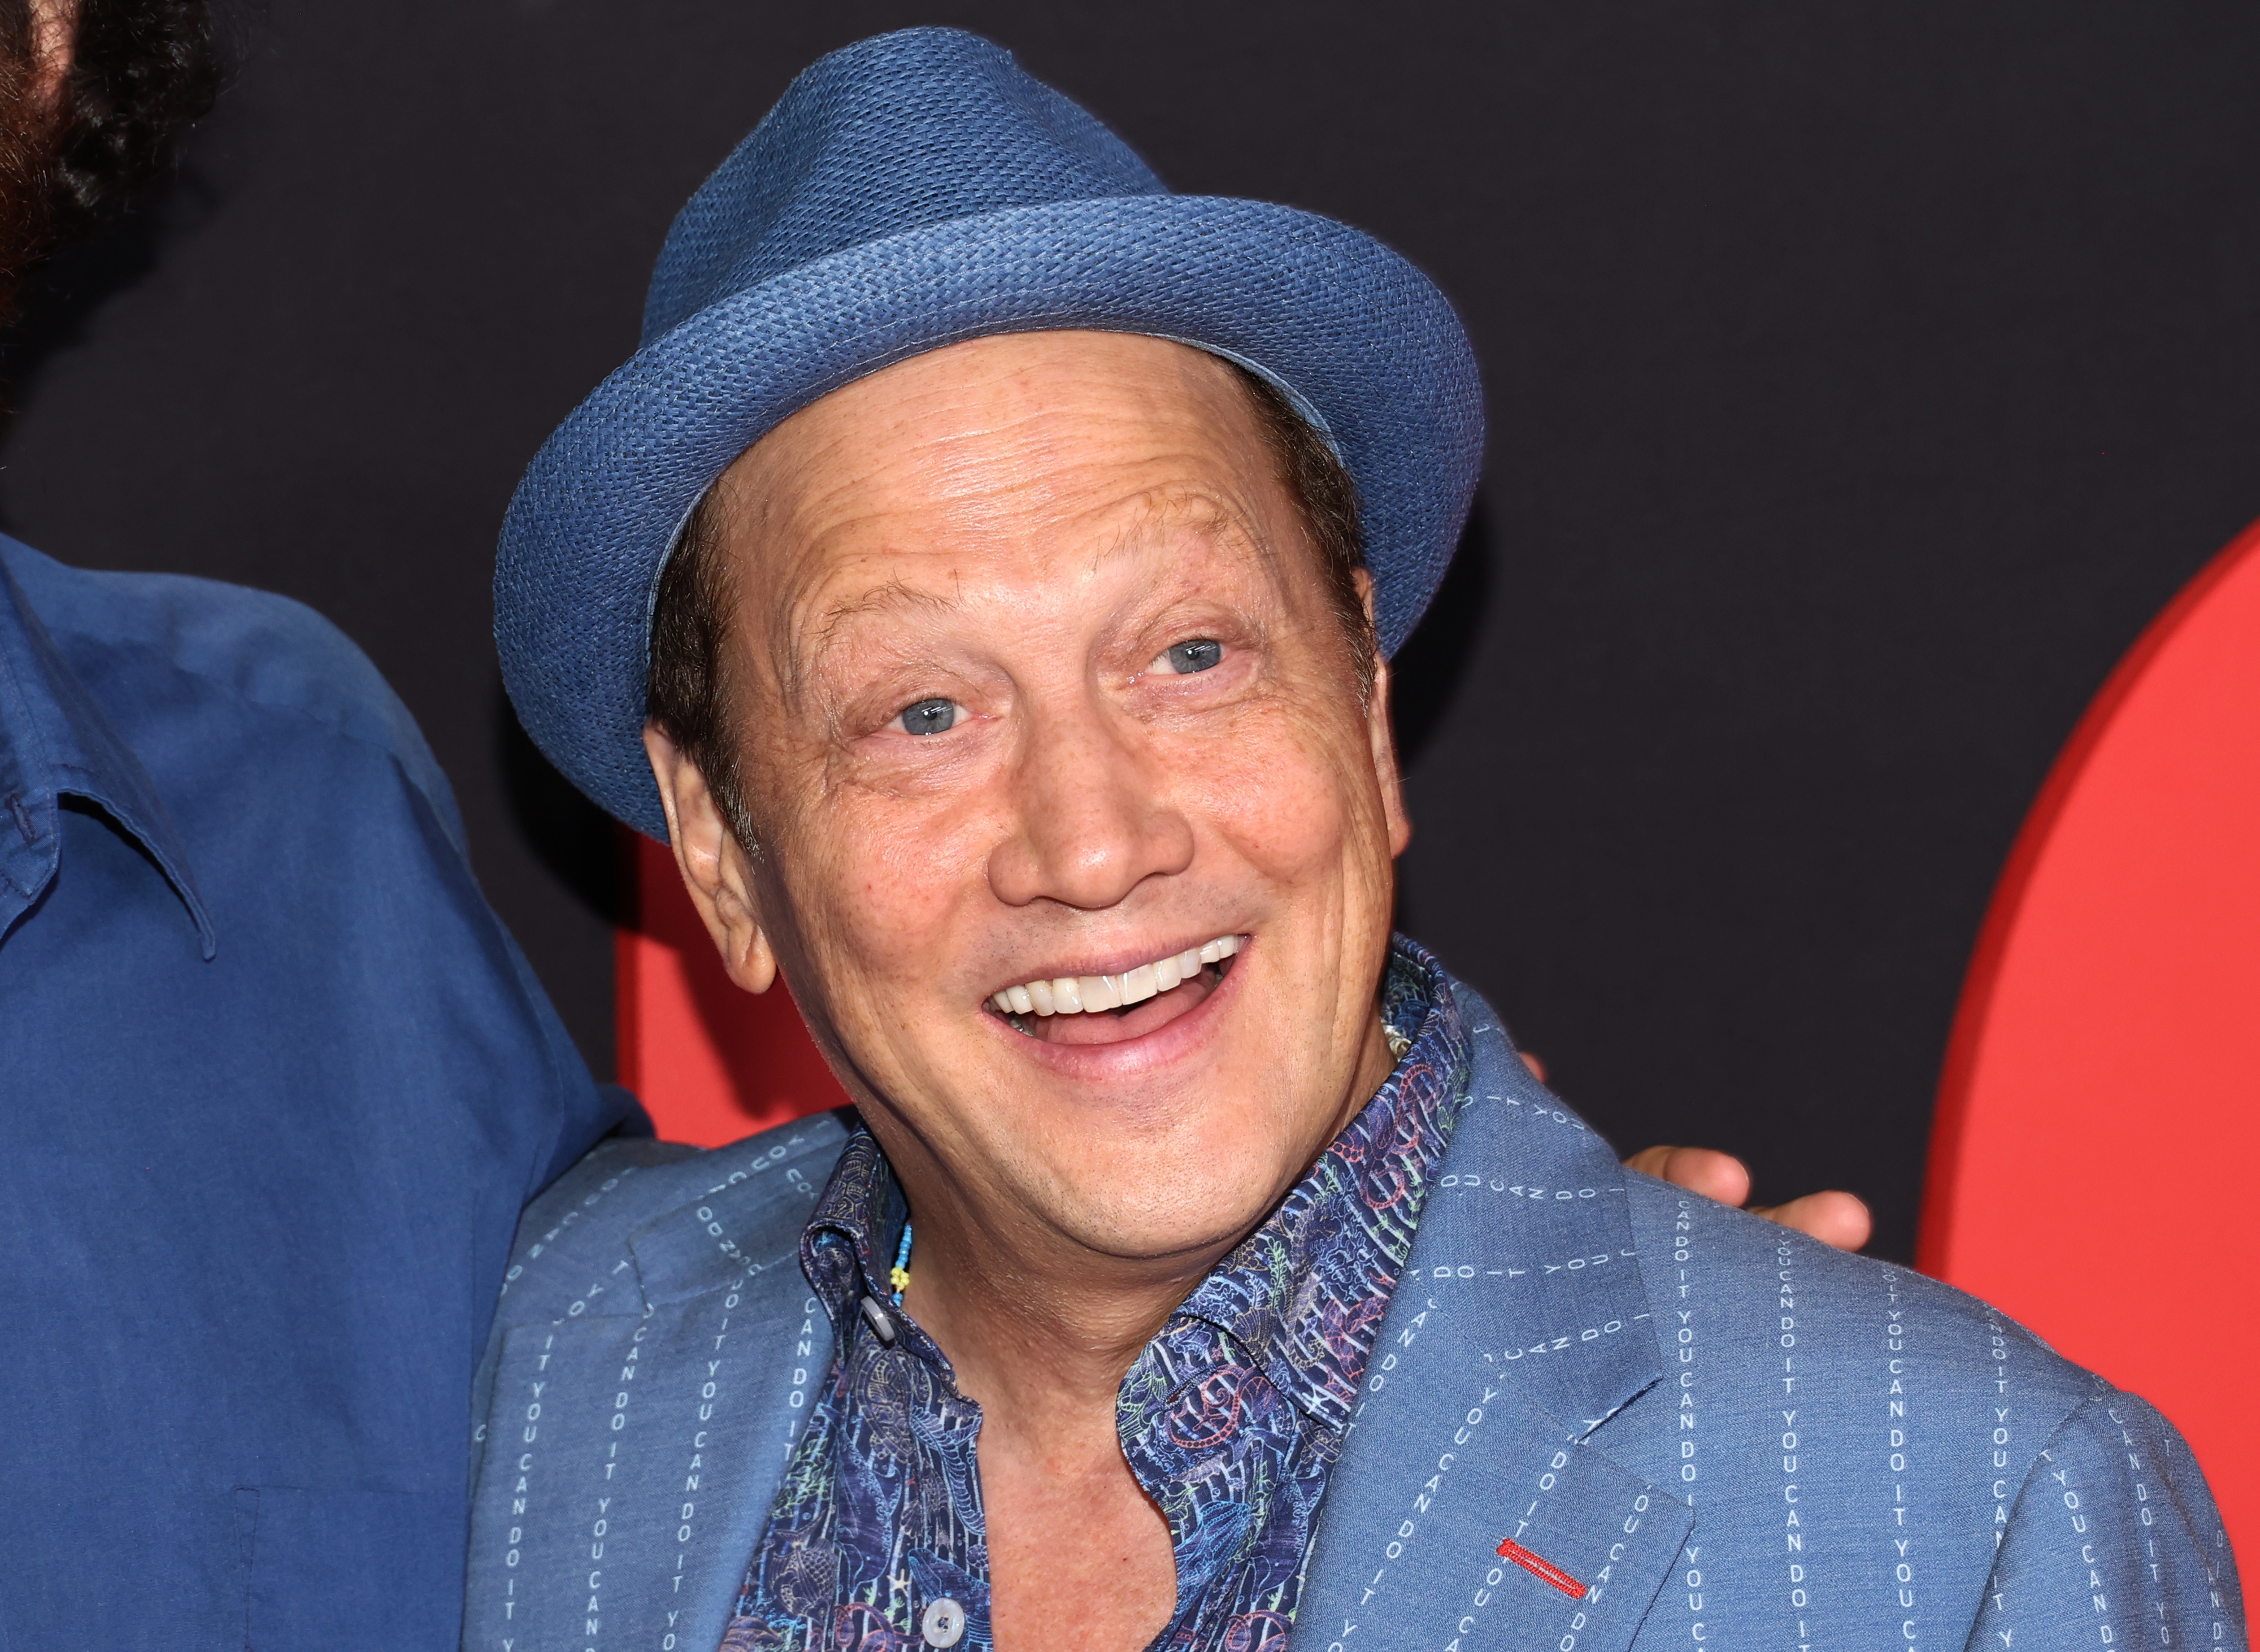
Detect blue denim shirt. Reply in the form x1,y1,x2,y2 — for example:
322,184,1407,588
0,538,631,1650
720,940,1474,1651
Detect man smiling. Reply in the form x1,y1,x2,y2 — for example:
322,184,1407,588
647,332,1427,1650
464,29,2241,1652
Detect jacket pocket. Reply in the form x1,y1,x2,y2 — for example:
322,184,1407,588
1302,1407,1692,1652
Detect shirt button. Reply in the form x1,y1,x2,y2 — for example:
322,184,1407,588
920,1596,966,1648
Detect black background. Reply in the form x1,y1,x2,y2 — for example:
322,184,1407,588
6,2,2257,1262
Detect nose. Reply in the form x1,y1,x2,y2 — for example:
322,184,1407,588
986,686,1194,911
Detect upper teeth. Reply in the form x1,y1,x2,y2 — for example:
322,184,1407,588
991,934,1240,1018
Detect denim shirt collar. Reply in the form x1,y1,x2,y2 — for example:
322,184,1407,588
0,546,214,954
795,934,1472,1429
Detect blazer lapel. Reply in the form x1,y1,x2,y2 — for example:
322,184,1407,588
1300,999,1690,1652
466,1127,841,1652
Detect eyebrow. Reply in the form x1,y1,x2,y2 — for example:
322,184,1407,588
814,574,954,636
781,573,956,702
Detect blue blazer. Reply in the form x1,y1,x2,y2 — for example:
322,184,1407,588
463,979,2244,1651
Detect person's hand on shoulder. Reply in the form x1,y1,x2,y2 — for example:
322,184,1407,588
1514,1051,1874,1252
1620,1144,1872,1250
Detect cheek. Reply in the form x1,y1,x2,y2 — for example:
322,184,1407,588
771,785,999,995
1188,701,1386,884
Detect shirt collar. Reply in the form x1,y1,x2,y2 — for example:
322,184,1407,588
799,1121,911,1345
796,934,1471,1431
0,545,215,955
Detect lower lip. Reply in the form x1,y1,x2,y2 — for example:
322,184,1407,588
990,952,1243,1080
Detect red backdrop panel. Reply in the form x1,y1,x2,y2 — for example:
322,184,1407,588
615,833,850,1148
1922,518,2260,1568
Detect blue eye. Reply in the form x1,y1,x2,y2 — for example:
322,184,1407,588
895,697,959,736
1155,639,1223,675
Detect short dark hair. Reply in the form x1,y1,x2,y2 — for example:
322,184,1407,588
646,354,1372,849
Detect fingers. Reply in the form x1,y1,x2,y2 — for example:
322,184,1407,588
1746,1190,1872,1252
1620,1144,1675,1179
1623,1145,1752,1210
1518,1050,1549,1083
1623,1147,1871,1251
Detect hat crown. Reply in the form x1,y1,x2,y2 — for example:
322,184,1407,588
642,29,1166,342
500,27,1481,839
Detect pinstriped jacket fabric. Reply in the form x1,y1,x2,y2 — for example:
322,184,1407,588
460,968,2245,1652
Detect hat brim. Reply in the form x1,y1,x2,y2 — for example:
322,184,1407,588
496,194,1484,838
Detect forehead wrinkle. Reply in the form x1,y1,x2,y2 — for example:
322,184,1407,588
785,484,1282,704
724,445,945,709
889,380,1265,533
1055,479,1273,577
750,425,1044,708
1098,481,1293,609
741,373,1297,707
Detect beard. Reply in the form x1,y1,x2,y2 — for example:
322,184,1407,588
0,11,61,332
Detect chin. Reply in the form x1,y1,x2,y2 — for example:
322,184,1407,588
1053,1172,1287,1268
1010,1092,1324,1266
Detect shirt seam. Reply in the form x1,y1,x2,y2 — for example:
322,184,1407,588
37,615,462,840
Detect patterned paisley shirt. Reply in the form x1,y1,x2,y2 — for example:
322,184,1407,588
721,936,1472,1652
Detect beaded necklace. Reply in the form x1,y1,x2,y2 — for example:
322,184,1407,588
889,1221,913,1306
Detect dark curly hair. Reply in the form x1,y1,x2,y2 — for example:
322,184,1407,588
47,0,220,240
0,0,218,322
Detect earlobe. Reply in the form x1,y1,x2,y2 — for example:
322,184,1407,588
642,722,779,994
723,911,780,995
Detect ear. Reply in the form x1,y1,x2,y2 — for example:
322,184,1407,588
642,721,778,994
1353,569,1414,857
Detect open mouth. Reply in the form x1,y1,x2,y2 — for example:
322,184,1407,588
986,934,1245,1046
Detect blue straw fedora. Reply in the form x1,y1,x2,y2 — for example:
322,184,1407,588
496,27,1484,838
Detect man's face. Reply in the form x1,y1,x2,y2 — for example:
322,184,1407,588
657,331,1409,1275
